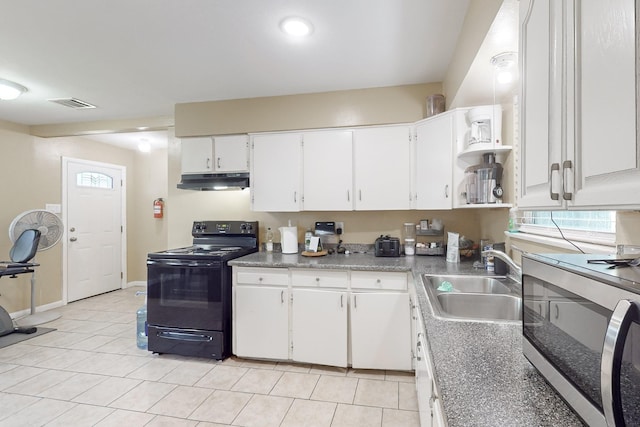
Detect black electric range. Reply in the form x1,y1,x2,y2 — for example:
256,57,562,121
146,220,258,359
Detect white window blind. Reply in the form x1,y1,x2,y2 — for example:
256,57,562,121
519,211,616,245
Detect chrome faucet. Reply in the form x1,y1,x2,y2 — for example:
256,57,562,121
481,249,522,283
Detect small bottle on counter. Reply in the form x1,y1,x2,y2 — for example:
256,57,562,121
266,228,274,252
304,228,313,251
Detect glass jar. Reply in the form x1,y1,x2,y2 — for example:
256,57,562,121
426,94,445,117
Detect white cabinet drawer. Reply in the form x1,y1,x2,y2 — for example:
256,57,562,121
291,269,348,289
235,267,289,286
350,271,408,291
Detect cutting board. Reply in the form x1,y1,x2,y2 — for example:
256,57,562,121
301,250,328,257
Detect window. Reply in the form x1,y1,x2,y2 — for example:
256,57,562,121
76,172,113,189
519,210,616,245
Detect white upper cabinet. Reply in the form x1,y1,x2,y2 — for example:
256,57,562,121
519,0,562,209
302,130,354,211
181,135,248,174
181,137,214,174
353,125,413,210
213,135,249,172
415,112,454,210
519,0,640,210
570,0,639,208
251,133,302,212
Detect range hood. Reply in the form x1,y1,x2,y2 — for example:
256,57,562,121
177,173,250,191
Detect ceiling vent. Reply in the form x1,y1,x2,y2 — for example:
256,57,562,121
48,98,97,109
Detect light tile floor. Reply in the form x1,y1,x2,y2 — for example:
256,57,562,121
0,287,420,426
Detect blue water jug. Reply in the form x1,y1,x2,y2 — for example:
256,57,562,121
135,291,148,350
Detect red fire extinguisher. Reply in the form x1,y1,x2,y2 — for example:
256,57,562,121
153,198,164,218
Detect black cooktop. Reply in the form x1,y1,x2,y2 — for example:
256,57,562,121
148,220,259,262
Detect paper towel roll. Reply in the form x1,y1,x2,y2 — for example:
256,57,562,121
279,226,298,254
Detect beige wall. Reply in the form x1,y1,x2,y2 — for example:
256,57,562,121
443,0,503,107
128,146,170,281
0,124,169,313
175,83,442,137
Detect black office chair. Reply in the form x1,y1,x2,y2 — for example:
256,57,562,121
0,229,41,336
8,229,41,264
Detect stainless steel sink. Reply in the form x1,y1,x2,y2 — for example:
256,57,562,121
436,293,522,321
422,274,522,322
425,275,512,294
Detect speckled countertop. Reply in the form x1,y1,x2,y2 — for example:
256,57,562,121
229,252,584,427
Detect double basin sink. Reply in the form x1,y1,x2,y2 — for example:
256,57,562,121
422,274,522,322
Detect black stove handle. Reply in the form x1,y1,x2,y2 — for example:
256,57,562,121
157,331,214,342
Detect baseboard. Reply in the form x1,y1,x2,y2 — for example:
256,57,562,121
125,281,146,288
9,299,64,320
8,282,146,318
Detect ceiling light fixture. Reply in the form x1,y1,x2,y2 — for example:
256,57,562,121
280,17,313,37
491,52,517,85
138,139,151,153
0,78,28,100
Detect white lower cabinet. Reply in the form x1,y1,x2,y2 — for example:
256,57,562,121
351,292,412,370
233,266,412,371
234,286,289,360
234,267,290,360
291,288,348,367
415,310,445,427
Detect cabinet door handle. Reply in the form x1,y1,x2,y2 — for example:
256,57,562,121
554,304,559,320
549,163,560,200
281,290,284,304
445,184,449,198
206,158,211,170
562,160,573,201
217,157,221,169
294,191,297,203
340,294,344,308
353,295,357,308
347,190,350,202
359,190,362,201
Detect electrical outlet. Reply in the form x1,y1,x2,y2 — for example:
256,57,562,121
335,222,344,235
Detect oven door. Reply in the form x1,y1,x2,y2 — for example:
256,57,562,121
147,258,228,331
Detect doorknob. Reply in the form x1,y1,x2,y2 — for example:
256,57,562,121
70,237,77,242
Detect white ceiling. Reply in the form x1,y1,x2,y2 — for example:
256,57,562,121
0,0,471,129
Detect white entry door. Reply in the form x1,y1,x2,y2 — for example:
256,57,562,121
64,158,125,302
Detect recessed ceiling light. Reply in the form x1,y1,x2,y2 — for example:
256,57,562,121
280,17,313,37
0,78,28,100
138,139,151,153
